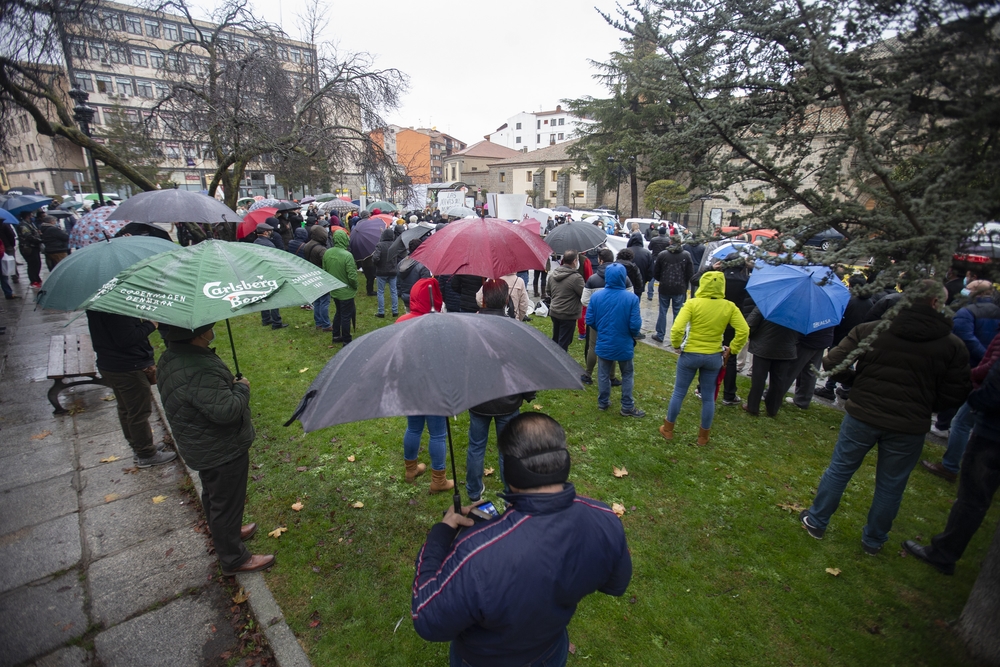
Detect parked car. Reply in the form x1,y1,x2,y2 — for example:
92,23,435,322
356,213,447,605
953,221,999,273
716,226,778,244
801,227,846,251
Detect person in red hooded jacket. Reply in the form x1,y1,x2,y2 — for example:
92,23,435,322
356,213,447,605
397,277,455,493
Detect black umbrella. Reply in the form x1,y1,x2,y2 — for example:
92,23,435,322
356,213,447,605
554,205,572,212
113,221,173,241
388,225,433,258
544,221,609,254
275,201,302,212
106,189,240,224
285,311,584,512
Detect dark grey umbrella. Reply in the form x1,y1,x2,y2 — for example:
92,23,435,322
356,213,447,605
275,201,302,212
554,205,572,212
543,221,609,254
106,189,240,224
388,225,433,257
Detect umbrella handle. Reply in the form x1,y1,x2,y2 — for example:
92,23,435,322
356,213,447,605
225,319,242,379
446,417,461,515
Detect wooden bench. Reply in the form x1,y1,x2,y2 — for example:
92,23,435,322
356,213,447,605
47,334,110,414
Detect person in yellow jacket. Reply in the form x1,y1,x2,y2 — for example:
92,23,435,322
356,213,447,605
661,271,749,445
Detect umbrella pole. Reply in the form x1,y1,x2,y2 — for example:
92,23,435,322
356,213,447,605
225,319,242,379
445,417,461,514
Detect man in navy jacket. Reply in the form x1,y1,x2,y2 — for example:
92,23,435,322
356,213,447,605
411,413,632,667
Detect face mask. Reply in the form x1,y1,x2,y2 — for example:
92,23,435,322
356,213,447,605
960,288,971,298
963,277,970,286
203,329,216,344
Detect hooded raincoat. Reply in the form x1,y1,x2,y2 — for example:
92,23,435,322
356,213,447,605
585,263,642,361
398,277,443,322
670,271,749,354
321,228,358,300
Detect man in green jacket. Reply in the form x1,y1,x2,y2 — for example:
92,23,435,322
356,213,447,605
157,322,275,576
322,228,359,345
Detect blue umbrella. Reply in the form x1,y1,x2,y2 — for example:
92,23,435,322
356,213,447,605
746,264,850,334
0,209,17,225
2,194,53,217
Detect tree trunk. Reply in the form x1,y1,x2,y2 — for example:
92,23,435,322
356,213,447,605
959,517,1000,665
630,168,639,218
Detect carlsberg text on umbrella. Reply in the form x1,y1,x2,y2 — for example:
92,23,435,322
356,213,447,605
203,277,281,309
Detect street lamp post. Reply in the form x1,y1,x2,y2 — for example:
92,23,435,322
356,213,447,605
697,194,713,233
607,155,622,221
68,86,105,206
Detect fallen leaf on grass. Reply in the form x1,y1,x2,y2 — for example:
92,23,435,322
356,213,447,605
152,495,167,504
296,466,308,472
825,568,841,577
232,588,249,604
351,501,364,509
99,455,120,463
347,455,356,462
568,643,577,655
484,468,494,477
291,501,304,511
776,502,805,513
101,394,116,401
580,445,587,452
612,503,626,517
532,404,543,410
613,466,628,478
104,493,119,503
299,367,309,373
121,466,139,474
31,430,53,440
268,526,288,538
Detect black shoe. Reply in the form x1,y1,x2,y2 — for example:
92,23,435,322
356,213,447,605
835,387,851,400
610,378,622,387
799,509,825,539
598,404,609,411
581,374,593,385
620,406,646,418
5,294,20,300
902,540,955,575
375,313,385,318
813,386,836,400
367,292,376,296
136,450,177,468
272,323,288,329
392,312,398,317
862,542,882,556
651,334,664,343
331,336,344,343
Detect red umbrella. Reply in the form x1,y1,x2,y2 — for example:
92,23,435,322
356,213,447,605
410,217,552,279
236,207,277,239
519,217,542,236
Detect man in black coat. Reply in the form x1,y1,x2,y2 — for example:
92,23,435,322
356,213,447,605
253,223,287,329
646,226,671,301
626,235,652,292
650,239,693,343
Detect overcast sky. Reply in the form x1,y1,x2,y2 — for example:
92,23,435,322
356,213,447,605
193,0,627,144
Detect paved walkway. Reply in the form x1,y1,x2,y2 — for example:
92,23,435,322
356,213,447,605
0,275,246,666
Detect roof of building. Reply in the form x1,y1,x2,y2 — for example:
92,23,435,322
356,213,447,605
448,141,522,160
487,139,580,167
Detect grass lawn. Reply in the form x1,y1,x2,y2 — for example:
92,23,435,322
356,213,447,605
179,292,998,666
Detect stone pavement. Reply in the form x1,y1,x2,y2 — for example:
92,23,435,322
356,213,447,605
0,275,251,667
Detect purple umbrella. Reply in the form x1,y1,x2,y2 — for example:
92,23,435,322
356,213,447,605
69,207,130,249
349,217,388,260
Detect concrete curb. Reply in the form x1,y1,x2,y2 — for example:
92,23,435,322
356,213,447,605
151,391,311,667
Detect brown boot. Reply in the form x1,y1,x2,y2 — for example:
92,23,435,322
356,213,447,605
429,468,454,494
659,419,674,441
697,427,711,446
405,459,427,483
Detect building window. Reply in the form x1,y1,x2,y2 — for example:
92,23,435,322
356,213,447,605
536,134,540,143
536,120,541,129
131,49,147,67
69,38,87,59
165,144,180,159
75,73,94,92
90,108,102,125
544,119,549,124
95,75,112,94
166,54,181,71
549,134,556,145
182,26,197,41
451,166,456,180
277,46,288,61
124,109,139,125
558,118,565,126
150,51,165,69
558,133,564,140
499,172,506,183
145,20,160,38
162,22,179,41
515,122,522,130
26,144,36,161
116,78,133,96
108,45,128,64
136,80,154,98
551,170,558,182
155,84,169,98
89,42,105,61
515,136,521,144
101,11,121,31
526,171,532,182
19,116,29,132
550,190,557,198
290,49,301,63
124,15,142,34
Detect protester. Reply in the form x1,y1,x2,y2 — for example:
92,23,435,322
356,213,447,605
904,354,1000,574
532,258,549,298
397,238,432,311
662,271,749,445
16,212,42,288
252,223,287,329
300,225,332,331
465,280,536,501
0,236,16,302
86,310,176,468
372,227,403,317
454,274,485,313
586,263,645,417
815,274,873,401
411,413,632,666
615,248,643,297
743,305,799,417
396,278,453,492
575,252,594,340
646,226,671,301
287,227,308,257
436,274,462,313
580,249,629,385
0,221,17,296
781,325,836,410
475,272,531,321
651,238,694,343
547,250,585,351
715,258,753,406
263,216,285,251
801,280,971,555
952,279,1000,366
39,215,70,269
322,228,359,345
627,234,652,295
157,323,274,575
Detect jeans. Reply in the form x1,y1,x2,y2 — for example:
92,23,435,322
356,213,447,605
745,356,791,416
942,401,974,473
312,292,331,328
928,428,1000,565
584,326,615,379
598,357,634,411
377,275,398,315
667,352,723,428
101,368,155,458
261,309,282,326
199,451,251,571
466,410,518,500
332,297,355,342
551,317,575,351
646,276,655,299
450,629,569,667
0,270,11,297
807,413,926,549
404,415,447,471
655,293,685,339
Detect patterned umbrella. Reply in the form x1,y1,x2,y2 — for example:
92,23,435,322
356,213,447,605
249,198,281,212
319,199,358,213
69,206,129,249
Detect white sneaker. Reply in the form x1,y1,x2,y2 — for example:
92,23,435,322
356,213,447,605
930,426,950,438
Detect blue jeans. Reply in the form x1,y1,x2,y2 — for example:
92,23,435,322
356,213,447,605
808,413,926,549
942,401,973,473
598,357,634,411
450,629,569,667
403,416,447,471
312,292,331,328
646,277,655,299
466,410,518,500
666,352,723,428
377,275,398,315
655,293,685,339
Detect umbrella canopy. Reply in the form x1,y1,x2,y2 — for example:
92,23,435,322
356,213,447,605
553,205,572,213
59,201,84,211
69,207,130,249
288,313,584,431
2,194,53,217
313,193,337,202
37,236,177,311
114,221,173,241
84,239,346,329
319,199,357,213
411,217,551,279
518,218,542,236
698,239,753,272
349,217,387,260
543,221,609,254
248,198,281,212
237,207,277,239
0,209,18,225
387,225,433,258
365,200,396,213
299,196,316,205
746,264,850,335
106,189,240,225
275,201,302,212
446,206,476,218
5,186,41,195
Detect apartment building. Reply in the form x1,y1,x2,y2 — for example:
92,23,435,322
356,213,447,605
375,125,467,185
1,103,87,196
486,105,593,153
487,140,599,209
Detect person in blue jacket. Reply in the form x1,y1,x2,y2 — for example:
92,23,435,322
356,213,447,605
411,413,632,667
585,262,645,417
952,280,1000,366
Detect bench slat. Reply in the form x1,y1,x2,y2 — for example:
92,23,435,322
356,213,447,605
77,334,97,375
47,336,65,378
63,334,82,376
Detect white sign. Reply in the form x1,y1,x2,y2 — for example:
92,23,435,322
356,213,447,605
264,174,276,186
437,190,465,213
465,197,475,208
495,194,528,221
